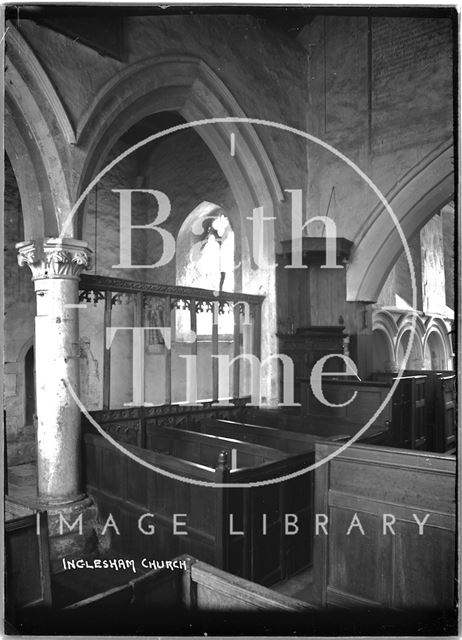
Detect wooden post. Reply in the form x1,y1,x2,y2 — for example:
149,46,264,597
165,296,172,405
214,450,229,570
190,299,197,357
102,291,112,410
233,303,241,399
133,292,144,406
181,556,197,612
212,302,219,402
253,303,262,360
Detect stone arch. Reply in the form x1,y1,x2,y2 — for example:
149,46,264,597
372,310,398,372
372,329,395,372
423,318,451,370
5,25,74,237
5,103,52,239
424,330,447,370
75,56,284,403
347,141,454,302
372,309,399,340
16,335,35,365
395,314,426,369
5,336,35,436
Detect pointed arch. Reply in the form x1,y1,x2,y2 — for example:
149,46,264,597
75,55,284,403
423,317,452,370
347,141,454,302
5,25,74,235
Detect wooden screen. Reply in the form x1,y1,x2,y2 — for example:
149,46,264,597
79,274,263,410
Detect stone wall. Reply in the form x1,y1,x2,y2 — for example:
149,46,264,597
17,14,308,218
298,14,454,328
376,208,453,316
5,12,455,439
4,155,36,464
299,15,453,236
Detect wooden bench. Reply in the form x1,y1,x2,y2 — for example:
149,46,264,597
313,440,456,611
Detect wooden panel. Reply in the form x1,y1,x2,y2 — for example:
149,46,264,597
145,424,286,467
403,370,442,446
393,521,455,608
434,375,456,452
65,555,312,616
85,432,316,586
191,561,313,611
305,379,392,426
191,418,317,454
241,407,388,444
279,326,345,404
372,374,428,449
83,403,246,447
412,376,427,449
313,441,456,611
5,510,52,623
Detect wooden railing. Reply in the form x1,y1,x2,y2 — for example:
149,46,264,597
79,274,264,410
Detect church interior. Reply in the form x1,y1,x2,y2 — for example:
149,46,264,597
3,6,457,636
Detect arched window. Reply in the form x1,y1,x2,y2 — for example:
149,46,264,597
24,346,35,425
176,203,235,337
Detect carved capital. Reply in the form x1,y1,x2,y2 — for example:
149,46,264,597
17,238,92,279
384,360,399,373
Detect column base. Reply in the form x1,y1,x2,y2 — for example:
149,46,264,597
46,496,99,573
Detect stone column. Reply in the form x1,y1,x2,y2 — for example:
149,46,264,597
17,238,91,507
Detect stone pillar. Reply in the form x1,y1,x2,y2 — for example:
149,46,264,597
17,238,91,507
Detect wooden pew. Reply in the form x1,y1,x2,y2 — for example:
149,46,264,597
18,555,311,635
182,417,318,454
402,369,443,449
374,370,456,452
64,555,312,613
245,380,392,445
301,378,392,422
5,503,52,630
145,424,286,467
84,432,314,587
313,440,456,611
82,402,246,448
371,373,427,449
433,374,456,453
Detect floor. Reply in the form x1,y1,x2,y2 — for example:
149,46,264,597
272,567,314,603
7,462,38,502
